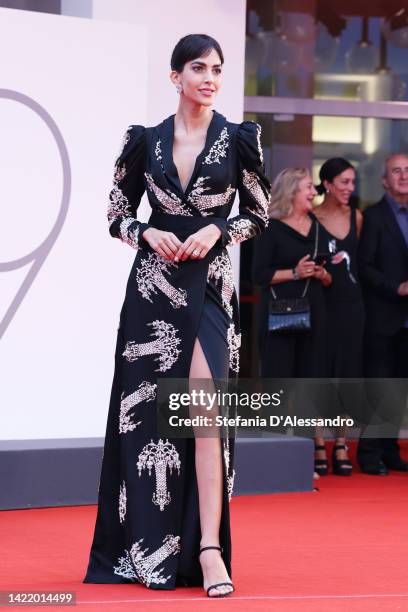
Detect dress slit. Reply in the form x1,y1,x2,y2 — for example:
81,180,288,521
197,285,230,382
175,285,231,586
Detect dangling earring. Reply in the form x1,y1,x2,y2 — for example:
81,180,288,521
176,84,183,94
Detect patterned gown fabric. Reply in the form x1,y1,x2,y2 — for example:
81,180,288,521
83,111,270,589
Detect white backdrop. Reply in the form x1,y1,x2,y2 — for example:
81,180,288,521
0,8,147,439
0,2,247,440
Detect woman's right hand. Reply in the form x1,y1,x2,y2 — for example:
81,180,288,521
142,227,182,260
294,255,316,279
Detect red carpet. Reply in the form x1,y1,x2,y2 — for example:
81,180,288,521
1,471,408,611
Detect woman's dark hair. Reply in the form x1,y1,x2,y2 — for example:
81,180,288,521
171,34,224,72
316,157,355,195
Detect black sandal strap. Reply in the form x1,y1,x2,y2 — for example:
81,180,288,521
199,545,223,555
334,444,348,450
207,582,235,595
315,445,326,450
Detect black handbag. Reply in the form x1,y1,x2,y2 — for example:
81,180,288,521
268,221,318,333
268,296,311,333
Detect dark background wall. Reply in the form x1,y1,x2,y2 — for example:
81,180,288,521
0,0,61,13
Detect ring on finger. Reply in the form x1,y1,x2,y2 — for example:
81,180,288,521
192,248,201,257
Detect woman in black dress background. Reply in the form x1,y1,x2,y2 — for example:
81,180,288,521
84,35,270,597
314,158,364,475
253,168,331,379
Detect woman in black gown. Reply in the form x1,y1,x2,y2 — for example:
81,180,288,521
253,168,331,380
83,34,270,597
313,158,364,476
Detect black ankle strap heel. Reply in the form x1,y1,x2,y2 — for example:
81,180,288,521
332,444,353,476
199,546,235,598
315,444,328,476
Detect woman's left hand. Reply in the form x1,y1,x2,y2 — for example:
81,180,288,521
174,224,222,262
314,265,332,286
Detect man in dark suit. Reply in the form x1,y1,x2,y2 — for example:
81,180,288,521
358,154,408,475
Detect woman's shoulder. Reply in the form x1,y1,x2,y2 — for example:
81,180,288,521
266,217,281,228
125,122,164,141
225,118,264,167
355,207,363,222
355,207,363,236
121,124,147,146
122,124,146,139
228,119,262,147
116,124,147,163
259,218,282,238
226,116,260,134
254,218,278,250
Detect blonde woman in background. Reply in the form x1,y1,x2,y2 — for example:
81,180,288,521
253,167,331,378
253,169,331,474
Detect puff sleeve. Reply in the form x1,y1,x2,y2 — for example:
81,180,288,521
107,125,151,249
218,121,270,248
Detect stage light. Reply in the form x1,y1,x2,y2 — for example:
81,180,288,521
381,9,408,48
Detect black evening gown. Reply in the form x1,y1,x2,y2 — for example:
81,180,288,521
253,215,328,378
320,208,365,378
318,208,365,424
83,111,270,589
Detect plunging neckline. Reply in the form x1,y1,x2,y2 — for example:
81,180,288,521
315,208,353,242
170,111,215,195
277,215,314,238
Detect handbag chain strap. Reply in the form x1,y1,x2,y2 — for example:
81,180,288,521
270,220,319,300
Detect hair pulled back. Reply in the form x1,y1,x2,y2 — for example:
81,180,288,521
171,34,224,72
316,157,355,195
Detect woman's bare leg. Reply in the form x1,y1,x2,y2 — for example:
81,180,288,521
334,434,352,467
189,337,233,596
315,428,327,461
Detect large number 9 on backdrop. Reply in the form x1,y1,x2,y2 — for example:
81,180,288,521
0,89,71,340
